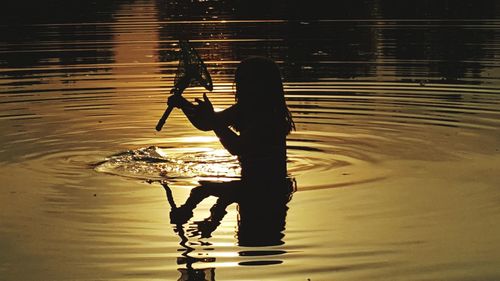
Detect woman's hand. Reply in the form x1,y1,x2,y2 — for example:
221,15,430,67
195,93,214,115
167,93,216,131
193,93,216,127
167,94,187,108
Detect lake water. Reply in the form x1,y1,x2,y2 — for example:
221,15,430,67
1,1,500,280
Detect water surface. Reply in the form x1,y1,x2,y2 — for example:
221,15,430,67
1,1,500,280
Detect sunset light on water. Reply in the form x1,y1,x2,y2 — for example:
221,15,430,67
1,1,500,280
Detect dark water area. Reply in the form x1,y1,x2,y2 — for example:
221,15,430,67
1,1,500,280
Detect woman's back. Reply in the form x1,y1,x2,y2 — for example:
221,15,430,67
229,57,293,180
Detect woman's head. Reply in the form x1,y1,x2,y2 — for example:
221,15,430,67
234,57,295,134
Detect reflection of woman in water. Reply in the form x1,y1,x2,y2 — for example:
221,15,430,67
165,57,296,247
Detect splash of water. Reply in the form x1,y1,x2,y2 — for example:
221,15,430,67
94,146,241,183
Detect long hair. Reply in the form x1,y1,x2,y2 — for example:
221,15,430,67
234,57,295,135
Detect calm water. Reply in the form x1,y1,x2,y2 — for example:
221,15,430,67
1,1,500,280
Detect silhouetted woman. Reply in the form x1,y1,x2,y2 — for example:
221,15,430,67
168,56,295,181
165,57,296,247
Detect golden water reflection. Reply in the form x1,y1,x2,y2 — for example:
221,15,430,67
1,0,500,280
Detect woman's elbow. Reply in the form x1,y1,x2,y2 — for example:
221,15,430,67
224,144,241,156
188,116,213,131
193,123,212,131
